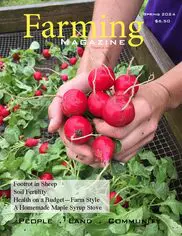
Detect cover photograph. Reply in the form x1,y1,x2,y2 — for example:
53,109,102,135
0,0,182,235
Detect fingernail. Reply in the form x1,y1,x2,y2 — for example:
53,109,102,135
93,118,102,125
48,119,54,133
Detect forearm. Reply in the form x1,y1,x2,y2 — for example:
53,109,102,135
79,0,144,73
155,62,182,109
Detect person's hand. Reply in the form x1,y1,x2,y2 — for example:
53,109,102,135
48,71,103,168
59,80,169,166
93,81,170,163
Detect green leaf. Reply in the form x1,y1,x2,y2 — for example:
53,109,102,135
154,214,182,236
86,223,115,236
143,223,159,236
0,204,15,226
52,165,67,175
29,41,40,50
15,79,32,92
138,151,156,166
65,224,86,236
20,150,35,173
48,138,65,155
128,159,150,178
159,196,182,216
152,182,169,200
109,223,126,234
4,126,20,145
124,207,143,221
12,223,63,236
23,66,34,77
0,91,3,99
111,161,126,176
27,57,36,67
0,171,11,179
4,155,23,173
130,65,145,76
12,170,25,180
0,150,8,161
0,139,10,149
23,121,41,138
166,157,177,179
115,139,122,153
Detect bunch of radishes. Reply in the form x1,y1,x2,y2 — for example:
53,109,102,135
62,65,139,165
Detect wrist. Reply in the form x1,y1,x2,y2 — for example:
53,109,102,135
151,80,171,111
77,47,109,75
77,44,121,75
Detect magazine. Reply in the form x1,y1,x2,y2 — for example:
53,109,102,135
0,0,182,235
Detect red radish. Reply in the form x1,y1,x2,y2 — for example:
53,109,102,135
88,66,115,91
110,191,122,204
114,74,139,95
42,49,51,59
25,138,39,147
0,61,4,71
13,104,20,112
88,91,109,118
109,191,129,207
34,90,42,96
61,161,68,167
64,116,93,145
0,116,3,125
62,89,87,116
61,74,68,82
39,172,54,180
33,71,42,81
61,62,68,70
92,136,115,163
0,106,10,118
69,57,77,65
39,142,49,154
41,85,47,91
102,95,135,127
0,189,11,198
115,90,129,98
0,105,4,113
12,53,20,61
77,47,84,57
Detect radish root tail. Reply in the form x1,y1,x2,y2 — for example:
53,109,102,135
126,57,135,75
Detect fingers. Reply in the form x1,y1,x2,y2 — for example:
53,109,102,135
120,151,138,163
114,132,155,162
93,97,152,139
59,127,105,168
66,147,104,168
59,127,94,165
66,147,91,165
48,96,63,133
117,121,157,154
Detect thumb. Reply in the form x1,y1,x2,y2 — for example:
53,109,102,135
48,96,63,133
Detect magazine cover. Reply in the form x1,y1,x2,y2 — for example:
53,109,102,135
0,0,182,235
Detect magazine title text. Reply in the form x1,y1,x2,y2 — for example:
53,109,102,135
24,14,144,47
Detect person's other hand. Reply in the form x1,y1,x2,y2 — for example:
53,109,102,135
48,72,102,167
93,81,170,163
